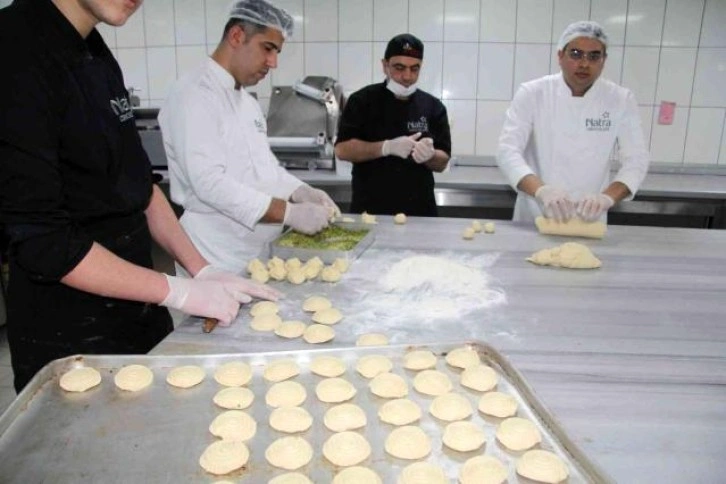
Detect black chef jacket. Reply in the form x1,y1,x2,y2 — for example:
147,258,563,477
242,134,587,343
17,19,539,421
0,0,172,392
335,81,451,216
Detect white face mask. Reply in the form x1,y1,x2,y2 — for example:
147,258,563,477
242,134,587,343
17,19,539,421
386,78,417,98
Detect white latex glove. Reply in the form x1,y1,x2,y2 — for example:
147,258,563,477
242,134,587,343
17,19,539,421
534,185,575,222
576,193,614,221
195,265,282,301
283,202,330,235
290,184,341,218
160,275,253,325
412,137,435,164
381,132,422,158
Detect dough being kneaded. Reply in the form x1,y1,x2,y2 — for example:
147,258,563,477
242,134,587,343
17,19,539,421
527,242,601,269
535,216,606,239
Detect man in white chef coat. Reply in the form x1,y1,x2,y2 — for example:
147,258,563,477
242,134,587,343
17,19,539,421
496,21,650,223
159,0,340,275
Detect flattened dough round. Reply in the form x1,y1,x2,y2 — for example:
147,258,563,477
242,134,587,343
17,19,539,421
385,426,431,460
398,462,447,484
303,324,335,344
356,354,392,378
478,391,518,418
214,361,252,387
495,417,542,451
413,369,452,396
369,372,408,398
445,346,480,369
60,367,102,392
460,455,508,484
114,364,153,392
265,436,314,470
209,410,257,441
302,295,331,312
264,359,301,382
269,472,313,484
324,403,367,432
429,392,473,421
323,431,371,467
355,332,389,346
311,307,343,325
460,364,499,392
275,320,306,339
442,421,486,452
266,381,307,407
269,406,313,433
516,449,569,483
166,365,205,388
333,466,382,484
250,313,283,332
403,350,437,370
250,300,279,316
213,387,254,410
199,440,249,476
310,355,346,377
378,398,422,426
316,377,357,403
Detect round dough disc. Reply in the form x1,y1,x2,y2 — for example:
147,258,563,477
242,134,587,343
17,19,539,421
60,367,102,392
324,403,367,432
269,406,313,433
495,417,542,451
114,364,153,392
166,365,205,389
265,436,314,470
369,372,408,398
264,359,301,382
478,391,518,418
266,381,307,408
269,472,313,484
429,392,473,421
250,313,283,332
516,449,569,483
442,421,486,452
398,462,447,484
333,466,382,484
385,426,431,460
322,431,372,467
209,410,257,442
355,333,389,346
302,295,332,312
445,346,481,369
378,398,422,426
316,377,357,403
275,320,306,339
310,355,346,377
214,361,252,387
355,354,392,378
311,307,343,325
413,369,452,396
250,300,279,316
460,364,499,392
403,350,437,370
303,324,335,344
213,387,254,410
199,440,249,476
460,455,508,484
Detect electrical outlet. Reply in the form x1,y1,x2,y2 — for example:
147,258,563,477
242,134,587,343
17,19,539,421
658,101,675,125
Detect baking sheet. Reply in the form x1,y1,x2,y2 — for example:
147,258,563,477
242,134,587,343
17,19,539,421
268,222,375,264
0,343,611,483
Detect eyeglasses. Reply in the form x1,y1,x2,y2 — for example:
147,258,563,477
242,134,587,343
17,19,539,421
567,48,605,62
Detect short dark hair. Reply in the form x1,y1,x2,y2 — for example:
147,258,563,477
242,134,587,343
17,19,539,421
222,19,268,42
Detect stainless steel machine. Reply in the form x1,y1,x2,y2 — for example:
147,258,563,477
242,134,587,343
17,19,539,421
266,76,345,171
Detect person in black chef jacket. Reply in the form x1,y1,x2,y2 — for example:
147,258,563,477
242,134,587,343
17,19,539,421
335,33,452,217
0,0,279,393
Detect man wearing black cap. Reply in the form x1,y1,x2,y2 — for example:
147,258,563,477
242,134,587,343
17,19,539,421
335,34,451,217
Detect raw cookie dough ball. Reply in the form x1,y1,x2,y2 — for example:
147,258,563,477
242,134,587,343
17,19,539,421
442,421,486,452
429,392,473,421
284,257,302,271
385,426,431,460
214,361,252,387
370,372,408,398
333,466,382,484
267,256,285,270
323,431,372,467
484,221,495,233
247,258,266,274
398,462,447,484
316,377,357,403
462,227,475,240
60,367,102,392
356,355,393,378
199,440,249,476
413,369,452,396
324,403,367,432
166,365,205,389
250,300,279,317
286,268,306,285
333,258,350,273
209,410,257,442
471,220,483,233
213,387,254,410
445,346,481,369
269,473,313,484
378,398,422,426
269,264,287,281
303,261,322,280
516,449,569,483
303,324,335,344
495,417,542,451
274,320,307,339
311,307,343,325
269,406,313,433
250,269,270,284
320,265,342,282
114,364,153,392
403,349,438,370
355,332,389,346
394,213,407,225
460,455,508,484
478,391,518,418
310,355,346,377
266,381,307,407
265,436,314,470
250,313,283,332
302,295,332,312
460,364,499,392
263,359,301,382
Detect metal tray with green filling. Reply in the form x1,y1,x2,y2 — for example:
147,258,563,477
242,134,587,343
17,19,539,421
268,222,375,264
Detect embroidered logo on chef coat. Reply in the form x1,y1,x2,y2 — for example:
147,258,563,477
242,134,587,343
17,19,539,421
407,116,428,133
254,118,267,133
110,96,134,123
585,111,611,132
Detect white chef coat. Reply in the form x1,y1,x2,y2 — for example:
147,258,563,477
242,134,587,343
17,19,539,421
159,58,303,273
497,73,650,223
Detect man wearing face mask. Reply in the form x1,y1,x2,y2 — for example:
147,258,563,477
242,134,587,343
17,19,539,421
335,34,451,216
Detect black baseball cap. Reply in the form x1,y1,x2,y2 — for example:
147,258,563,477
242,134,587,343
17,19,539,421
384,33,424,60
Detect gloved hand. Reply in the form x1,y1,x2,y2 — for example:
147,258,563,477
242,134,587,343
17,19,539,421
283,202,330,235
160,275,254,325
195,265,282,301
576,193,614,221
412,137,435,164
534,185,575,222
290,184,341,218
381,132,422,158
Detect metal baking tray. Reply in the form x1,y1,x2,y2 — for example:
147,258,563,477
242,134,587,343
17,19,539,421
0,342,611,483
268,222,375,264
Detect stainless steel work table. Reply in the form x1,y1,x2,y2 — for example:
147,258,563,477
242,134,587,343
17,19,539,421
156,217,726,483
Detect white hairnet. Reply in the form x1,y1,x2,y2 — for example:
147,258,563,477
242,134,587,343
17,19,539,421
557,20,608,51
228,0,294,39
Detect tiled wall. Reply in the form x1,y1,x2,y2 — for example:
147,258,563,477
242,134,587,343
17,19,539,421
4,0,726,166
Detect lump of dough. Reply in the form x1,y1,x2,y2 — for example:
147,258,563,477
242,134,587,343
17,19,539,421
247,258,266,274
286,268,306,284
460,455,508,484
199,440,249,476
332,466,382,484
311,307,343,325
324,403,367,432
213,387,254,410
209,410,257,442
60,367,102,392
394,213,407,225
310,355,346,377
355,332,389,346
267,256,285,270
445,346,481,369
535,215,606,239
495,416,542,451
462,227,475,240
378,398,422,426
527,242,602,269
516,449,570,483
114,364,153,392
320,265,342,282
265,381,307,407
333,257,350,273
214,361,252,387
250,300,279,316
356,354,392,378
413,369,452,396
250,313,283,332
429,392,473,421
323,431,371,467
478,391,518,418
166,365,205,389
269,473,313,484
250,269,270,284
302,295,332,312
484,221,495,234
361,211,377,224
269,406,313,433
274,320,307,339
385,426,431,459
284,257,302,271
403,349,437,370
269,264,287,281
263,359,301,382
303,261,322,280
442,421,486,452
398,462,447,484
471,220,482,233
369,372,408,398
316,377,357,403
460,364,499,392
265,436,313,470
303,324,335,344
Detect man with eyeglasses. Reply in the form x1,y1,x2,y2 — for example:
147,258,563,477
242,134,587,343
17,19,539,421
497,21,650,224
335,34,452,217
